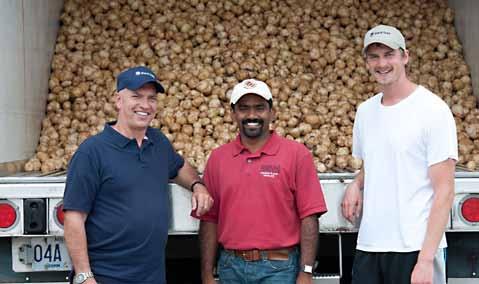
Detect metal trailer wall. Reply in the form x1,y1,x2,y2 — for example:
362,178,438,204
449,0,479,98
0,0,63,164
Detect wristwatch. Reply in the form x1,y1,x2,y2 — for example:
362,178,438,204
301,264,314,274
73,272,94,284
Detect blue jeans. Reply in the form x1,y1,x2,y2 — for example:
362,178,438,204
217,248,300,284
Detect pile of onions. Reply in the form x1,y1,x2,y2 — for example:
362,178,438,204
25,0,476,173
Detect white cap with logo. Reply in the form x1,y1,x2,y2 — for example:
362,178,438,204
230,79,273,105
363,24,406,55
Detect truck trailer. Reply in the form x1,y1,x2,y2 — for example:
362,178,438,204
1,0,479,283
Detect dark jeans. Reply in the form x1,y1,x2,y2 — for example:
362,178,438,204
352,250,418,284
352,249,446,284
217,248,300,284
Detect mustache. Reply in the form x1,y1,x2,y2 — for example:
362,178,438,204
242,119,263,125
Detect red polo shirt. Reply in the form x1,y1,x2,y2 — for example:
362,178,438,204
197,131,327,250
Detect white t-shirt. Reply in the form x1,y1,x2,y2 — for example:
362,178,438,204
353,85,458,252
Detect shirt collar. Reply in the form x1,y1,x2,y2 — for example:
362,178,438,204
102,122,156,148
232,131,280,157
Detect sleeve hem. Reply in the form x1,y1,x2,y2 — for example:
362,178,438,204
62,206,90,214
427,155,458,167
299,206,328,219
169,157,185,179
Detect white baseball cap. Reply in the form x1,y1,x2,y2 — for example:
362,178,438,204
230,79,273,105
363,24,406,55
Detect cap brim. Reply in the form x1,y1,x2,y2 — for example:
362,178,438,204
128,78,165,93
231,91,271,105
363,40,401,55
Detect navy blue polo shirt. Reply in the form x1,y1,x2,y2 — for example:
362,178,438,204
63,123,184,284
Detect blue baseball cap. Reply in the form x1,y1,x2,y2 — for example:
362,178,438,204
116,66,165,93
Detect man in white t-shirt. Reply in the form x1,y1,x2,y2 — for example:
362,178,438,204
342,24,458,284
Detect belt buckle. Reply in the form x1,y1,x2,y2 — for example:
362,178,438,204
246,251,256,261
240,250,258,261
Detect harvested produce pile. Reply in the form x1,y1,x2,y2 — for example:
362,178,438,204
25,0,476,173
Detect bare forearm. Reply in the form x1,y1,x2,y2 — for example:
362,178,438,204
419,185,454,261
342,167,364,223
200,221,218,280
64,211,91,272
173,162,201,190
420,159,455,261
352,168,365,189
300,215,319,267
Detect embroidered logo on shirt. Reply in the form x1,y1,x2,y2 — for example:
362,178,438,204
260,164,280,178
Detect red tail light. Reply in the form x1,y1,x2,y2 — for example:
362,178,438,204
461,196,479,223
0,202,17,228
55,203,64,226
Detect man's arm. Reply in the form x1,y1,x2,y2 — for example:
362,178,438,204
341,168,364,223
199,221,218,284
411,159,455,284
172,161,213,216
297,215,319,283
172,161,202,189
64,210,97,284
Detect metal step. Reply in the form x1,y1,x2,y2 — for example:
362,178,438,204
313,274,340,284
448,278,479,284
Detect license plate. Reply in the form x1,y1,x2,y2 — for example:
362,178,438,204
31,237,71,271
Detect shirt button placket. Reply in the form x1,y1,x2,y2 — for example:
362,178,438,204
245,158,252,175
139,145,147,167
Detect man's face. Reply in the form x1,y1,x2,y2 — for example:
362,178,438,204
365,43,409,86
116,83,158,131
232,94,274,140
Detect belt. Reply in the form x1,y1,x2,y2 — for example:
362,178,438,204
224,246,296,262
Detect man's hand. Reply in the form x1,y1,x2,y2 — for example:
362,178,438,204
411,259,434,284
192,184,213,216
341,181,363,224
84,278,97,284
296,272,313,284
202,274,217,284
73,276,96,284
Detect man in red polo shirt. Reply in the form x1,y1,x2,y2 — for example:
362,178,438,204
196,79,327,284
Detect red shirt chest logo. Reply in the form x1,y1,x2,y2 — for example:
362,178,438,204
259,164,280,178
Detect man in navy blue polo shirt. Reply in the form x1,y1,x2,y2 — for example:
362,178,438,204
63,66,213,284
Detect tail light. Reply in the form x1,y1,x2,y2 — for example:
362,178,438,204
48,198,64,235
0,200,18,229
461,196,479,223
54,201,64,227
